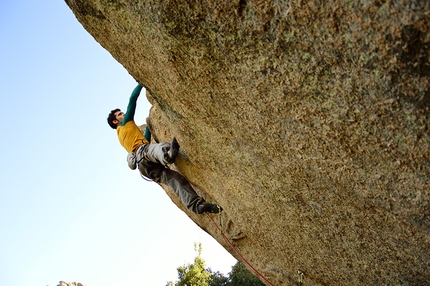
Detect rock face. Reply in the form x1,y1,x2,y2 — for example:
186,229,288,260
57,282,84,286
65,0,429,285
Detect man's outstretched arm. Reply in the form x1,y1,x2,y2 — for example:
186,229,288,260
144,126,151,142
121,84,143,126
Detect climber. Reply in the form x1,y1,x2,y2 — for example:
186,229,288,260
107,83,222,215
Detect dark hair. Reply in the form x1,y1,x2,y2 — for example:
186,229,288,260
107,108,120,129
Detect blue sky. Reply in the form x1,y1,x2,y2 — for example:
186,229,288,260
0,1,236,285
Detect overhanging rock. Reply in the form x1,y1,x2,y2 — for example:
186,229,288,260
66,0,429,285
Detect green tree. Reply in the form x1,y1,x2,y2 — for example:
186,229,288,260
206,269,228,286
228,261,265,286
168,243,212,286
167,244,265,286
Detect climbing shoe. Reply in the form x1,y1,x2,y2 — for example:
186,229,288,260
167,137,180,163
197,203,223,214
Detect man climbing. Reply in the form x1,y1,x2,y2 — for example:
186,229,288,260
107,83,222,215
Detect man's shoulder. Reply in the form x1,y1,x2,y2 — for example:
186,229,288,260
120,120,137,128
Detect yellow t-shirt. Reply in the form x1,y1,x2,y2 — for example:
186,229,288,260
117,121,149,153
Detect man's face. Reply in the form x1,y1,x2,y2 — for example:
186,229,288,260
114,110,124,125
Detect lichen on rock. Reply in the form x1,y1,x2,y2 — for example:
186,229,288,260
66,0,429,285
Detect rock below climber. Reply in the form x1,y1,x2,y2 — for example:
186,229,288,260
107,83,222,214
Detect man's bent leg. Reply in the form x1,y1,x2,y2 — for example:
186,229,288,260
158,168,204,213
143,142,171,166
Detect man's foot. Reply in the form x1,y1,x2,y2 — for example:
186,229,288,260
167,137,180,163
197,203,223,214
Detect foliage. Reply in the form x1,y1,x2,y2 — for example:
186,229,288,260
167,244,265,286
167,243,212,286
206,269,228,286
228,261,265,286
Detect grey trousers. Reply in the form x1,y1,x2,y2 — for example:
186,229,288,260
132,144,205,213
136,142,171,167
157,168,205,213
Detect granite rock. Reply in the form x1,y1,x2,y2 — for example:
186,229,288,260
66,0,429,285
